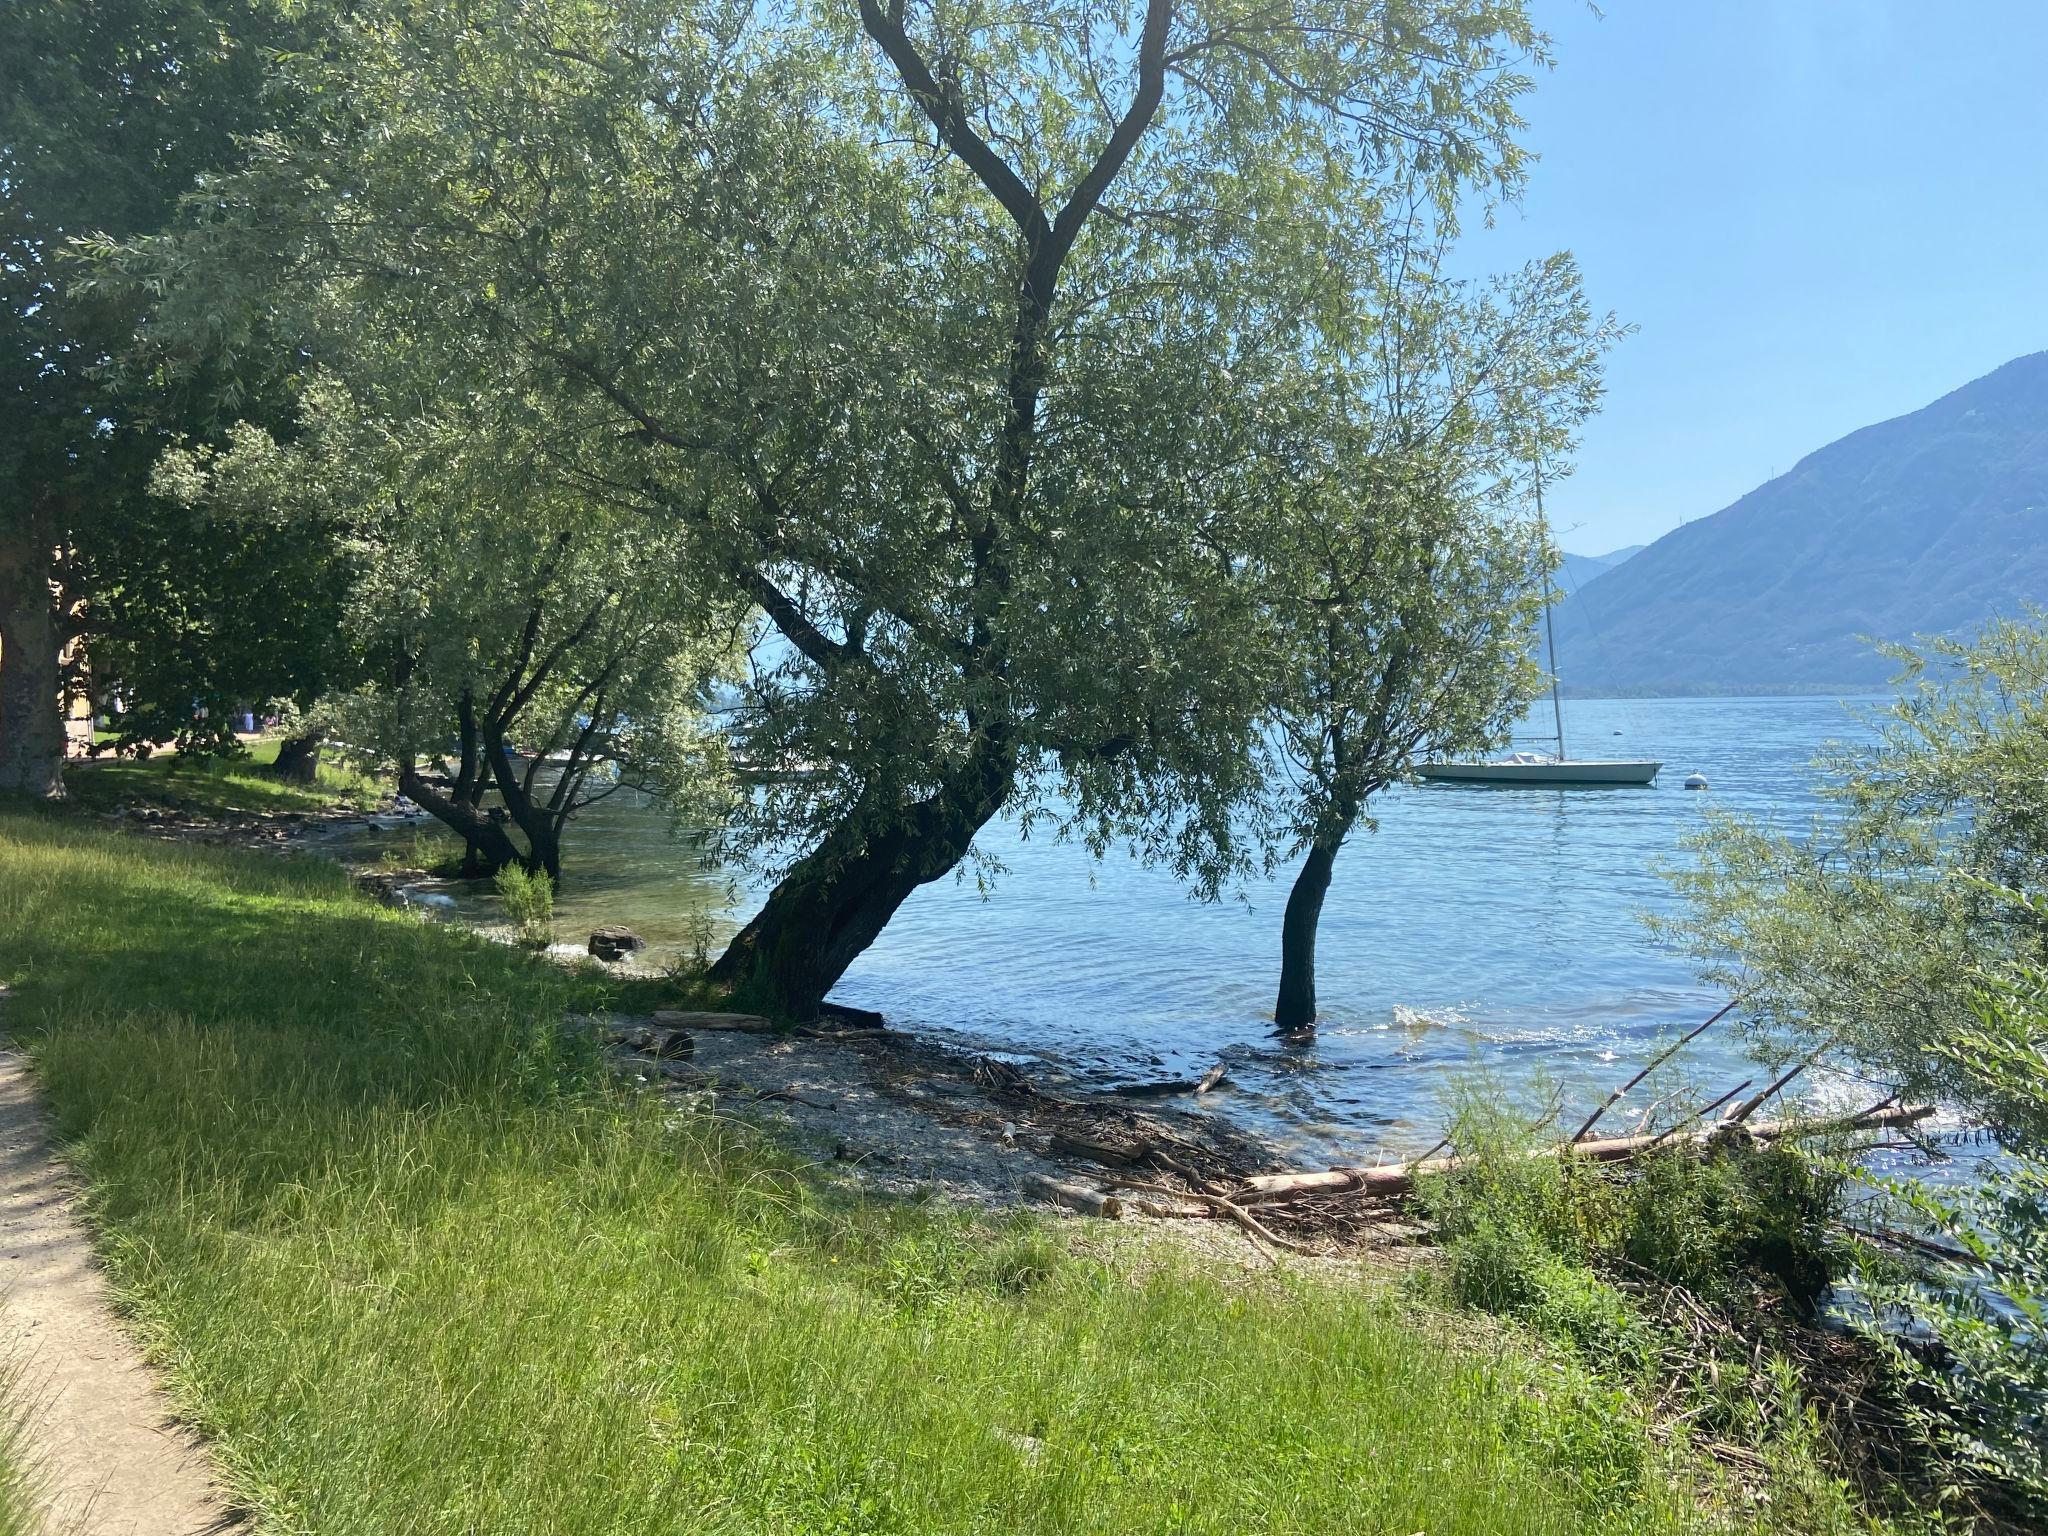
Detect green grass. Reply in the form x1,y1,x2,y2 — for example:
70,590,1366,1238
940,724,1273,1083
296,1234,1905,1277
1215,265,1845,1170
0,813,1884,1535
61,737,384,818
0,1363,44,1536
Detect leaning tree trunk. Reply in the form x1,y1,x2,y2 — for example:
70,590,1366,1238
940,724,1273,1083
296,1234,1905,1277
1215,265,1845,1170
269,729,324,784
397,761,523,877
1273,833,1347,1035
709,747,1015,1019
0,508,66,798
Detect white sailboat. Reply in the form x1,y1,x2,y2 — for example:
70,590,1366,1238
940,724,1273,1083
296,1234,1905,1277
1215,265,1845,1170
1418,483,1660,788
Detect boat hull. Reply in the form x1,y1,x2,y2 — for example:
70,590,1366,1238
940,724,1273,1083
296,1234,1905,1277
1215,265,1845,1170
1418,759,1661,786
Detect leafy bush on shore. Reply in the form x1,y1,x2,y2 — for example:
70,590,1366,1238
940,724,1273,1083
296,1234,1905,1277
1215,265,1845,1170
1420,1093,1849,1324
1845,961,2048,1518
493,863,555,950
1413,1090,1910,1530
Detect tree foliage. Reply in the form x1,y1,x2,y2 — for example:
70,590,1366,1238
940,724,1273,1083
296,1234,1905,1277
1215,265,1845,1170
1663,617,2048,1113
107,0,1559,1012
1,0,308,790
156,378,743,878
1668,618,2048,1514
1259,235,1612,1030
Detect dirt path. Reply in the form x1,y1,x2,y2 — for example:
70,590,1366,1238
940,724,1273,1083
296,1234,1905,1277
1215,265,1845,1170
0,1041,241,1535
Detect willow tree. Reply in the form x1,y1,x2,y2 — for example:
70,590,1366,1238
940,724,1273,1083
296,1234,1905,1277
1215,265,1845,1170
1261,243,1611,1034
111,0,1551,1016
154,380,742,880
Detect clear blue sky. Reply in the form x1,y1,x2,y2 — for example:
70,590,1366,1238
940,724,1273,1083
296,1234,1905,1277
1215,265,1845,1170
1460,0,2048,556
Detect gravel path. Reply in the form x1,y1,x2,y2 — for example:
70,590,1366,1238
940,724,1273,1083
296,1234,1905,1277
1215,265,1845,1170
0,1022,241,1535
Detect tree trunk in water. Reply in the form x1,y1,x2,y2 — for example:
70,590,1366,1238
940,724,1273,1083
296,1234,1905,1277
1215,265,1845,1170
0,510,66,799
269,730,324,784
709,750,1014,1019
1274,838,1341,1035
397,761,523,877
523,822,561,884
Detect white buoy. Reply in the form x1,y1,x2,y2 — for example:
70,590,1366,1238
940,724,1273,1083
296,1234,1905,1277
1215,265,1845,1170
1683,772,1708,790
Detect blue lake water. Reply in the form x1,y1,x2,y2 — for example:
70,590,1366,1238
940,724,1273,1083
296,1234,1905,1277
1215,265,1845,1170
337,695,1887,1160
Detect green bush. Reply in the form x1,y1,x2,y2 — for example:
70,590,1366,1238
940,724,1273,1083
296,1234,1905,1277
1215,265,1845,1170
1420,1091,1850,1351
1620,1139,1846,1309
1846,960,2048,1517
493,863,555,950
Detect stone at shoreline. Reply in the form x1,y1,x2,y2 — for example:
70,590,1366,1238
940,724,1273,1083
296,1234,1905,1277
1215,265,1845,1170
587,926,646,963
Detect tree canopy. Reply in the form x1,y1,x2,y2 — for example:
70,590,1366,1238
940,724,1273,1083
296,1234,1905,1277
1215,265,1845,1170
104,0,1570,1016
1,0,313,792
1664,617,2048,1118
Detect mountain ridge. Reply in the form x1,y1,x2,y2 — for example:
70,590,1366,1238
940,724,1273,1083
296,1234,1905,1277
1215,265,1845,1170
1552,352,2048,695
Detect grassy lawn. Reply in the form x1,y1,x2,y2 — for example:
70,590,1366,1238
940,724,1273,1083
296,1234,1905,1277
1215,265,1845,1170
61,738,384,818
0,812,1888,1535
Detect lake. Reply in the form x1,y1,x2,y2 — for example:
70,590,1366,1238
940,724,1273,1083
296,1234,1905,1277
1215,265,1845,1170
331,694,1884,1161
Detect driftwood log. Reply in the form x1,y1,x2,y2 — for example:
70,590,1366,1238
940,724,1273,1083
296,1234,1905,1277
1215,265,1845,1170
1022,1174,1124,1219
645,1009,894,1043
649,1010,779,1032
1235,1103,1935,1205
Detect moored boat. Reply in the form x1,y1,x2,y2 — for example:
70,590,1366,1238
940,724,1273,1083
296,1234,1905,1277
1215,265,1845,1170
1418,754,1660,786
1419,477,1662,790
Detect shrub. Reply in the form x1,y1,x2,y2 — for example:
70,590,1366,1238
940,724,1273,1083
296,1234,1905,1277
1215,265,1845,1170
493,863,555,950
1845,962,2048,1517
1420,1089,1851,1349
1620,1138,1846,1309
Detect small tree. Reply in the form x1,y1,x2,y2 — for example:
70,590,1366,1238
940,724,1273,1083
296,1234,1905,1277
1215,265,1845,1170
157,382,741,881
1663,617,2048,1108
1262,247,1611,1033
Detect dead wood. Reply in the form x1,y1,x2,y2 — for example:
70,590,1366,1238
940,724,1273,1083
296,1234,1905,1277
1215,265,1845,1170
649,1010,779,1033
1021,1174,1124,1219
1569,1001,1734,1144
1236,1104,1936,1205
1107,1178,1318,1259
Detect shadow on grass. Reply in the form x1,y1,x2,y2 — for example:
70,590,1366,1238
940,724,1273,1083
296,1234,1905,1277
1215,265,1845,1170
59,742,382,820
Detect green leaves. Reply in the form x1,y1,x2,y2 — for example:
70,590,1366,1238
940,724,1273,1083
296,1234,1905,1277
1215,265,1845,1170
1663,616,2048,1115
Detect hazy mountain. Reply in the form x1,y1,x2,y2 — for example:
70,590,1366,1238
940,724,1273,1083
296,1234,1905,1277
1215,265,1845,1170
1552,352,2048,695
1557,544,1645,596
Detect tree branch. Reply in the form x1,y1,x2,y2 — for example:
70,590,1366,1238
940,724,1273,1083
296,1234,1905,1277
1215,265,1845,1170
856,0,1051,247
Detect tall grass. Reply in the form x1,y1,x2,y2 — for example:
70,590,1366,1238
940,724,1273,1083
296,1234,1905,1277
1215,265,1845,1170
0,813,1858,1534
0,1359,46,1536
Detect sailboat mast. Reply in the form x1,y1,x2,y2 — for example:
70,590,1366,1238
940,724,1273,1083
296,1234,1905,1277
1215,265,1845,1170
1536,478,1566,759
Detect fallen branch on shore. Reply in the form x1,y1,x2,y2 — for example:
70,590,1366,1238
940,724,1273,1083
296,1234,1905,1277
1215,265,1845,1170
650,1010,778,1032
642,1009,898,1044
1021,1174,1123,1219
1233,1103,1935,1205
1106,1178,1316,1260
1570,1002,1734,1144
